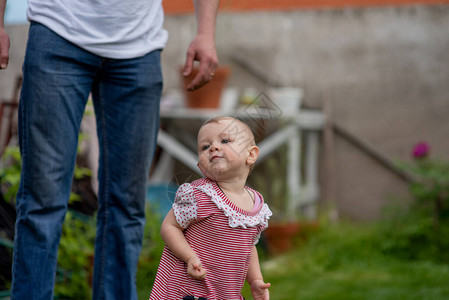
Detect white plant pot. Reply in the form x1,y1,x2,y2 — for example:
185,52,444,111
267,87,303,116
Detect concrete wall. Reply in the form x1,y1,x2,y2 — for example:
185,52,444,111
0,25,27,100
2,4,449,221
165,4,449,221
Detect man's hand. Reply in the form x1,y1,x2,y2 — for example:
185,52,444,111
182,0,219,91
182,34,218,91
0,27,9,69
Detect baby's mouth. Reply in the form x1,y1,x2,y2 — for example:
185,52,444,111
210,155,223,162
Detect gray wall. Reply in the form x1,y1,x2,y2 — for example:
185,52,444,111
2,4,448,221
0,25,27,100
165,4,449,221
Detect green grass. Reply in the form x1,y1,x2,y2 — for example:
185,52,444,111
239,222,449,300
137,221,449,299
135,212,449,300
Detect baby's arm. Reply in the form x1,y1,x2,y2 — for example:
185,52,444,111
246,246,270,300
161,208,207,280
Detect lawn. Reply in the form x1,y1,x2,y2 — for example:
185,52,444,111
45,205,449,300
248,257,449,300
238,222,449,300
136,219,449,300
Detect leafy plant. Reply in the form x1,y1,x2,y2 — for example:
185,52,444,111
54,211,96,299
0,140,92,205
379,142,449,264
0,118,93,297
0,146,21,204
54,204,166,300
399,142,449,223
136,205,166,299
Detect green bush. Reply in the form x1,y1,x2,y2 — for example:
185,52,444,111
379,209,449,264
55,211,96,299
0,145,92,205
0,146,22,204
136,206,165,299
54,205,165,300
380,142,449,264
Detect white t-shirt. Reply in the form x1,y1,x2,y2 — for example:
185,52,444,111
27,0,168,59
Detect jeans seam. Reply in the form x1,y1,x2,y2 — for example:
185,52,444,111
97,80,109,300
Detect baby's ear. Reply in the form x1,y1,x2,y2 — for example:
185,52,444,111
246,145,259,165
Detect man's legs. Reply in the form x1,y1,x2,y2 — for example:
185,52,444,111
11,23,99,299
91,50,162,299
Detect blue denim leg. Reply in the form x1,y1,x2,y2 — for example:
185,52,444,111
12,23,100,300
91,51,162,299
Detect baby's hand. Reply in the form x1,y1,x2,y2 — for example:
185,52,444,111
251,279,270,300
187,256,207,280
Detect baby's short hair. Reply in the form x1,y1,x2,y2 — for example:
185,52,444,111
201,116,256,146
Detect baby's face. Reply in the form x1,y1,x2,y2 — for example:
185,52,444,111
197,119,255,181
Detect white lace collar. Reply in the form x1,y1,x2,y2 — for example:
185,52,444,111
194,179,272,229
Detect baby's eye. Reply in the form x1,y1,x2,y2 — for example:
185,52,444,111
201,144,210,151
221,139,230,144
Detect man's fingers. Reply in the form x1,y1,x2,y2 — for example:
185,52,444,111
0,31,10,69
186,62,216,91
182,50,195,77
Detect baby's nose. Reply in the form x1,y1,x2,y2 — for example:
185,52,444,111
209,142,220,151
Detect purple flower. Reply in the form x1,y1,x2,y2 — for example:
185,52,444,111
412,142,430,159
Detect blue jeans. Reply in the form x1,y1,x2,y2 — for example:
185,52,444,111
11,22,162,300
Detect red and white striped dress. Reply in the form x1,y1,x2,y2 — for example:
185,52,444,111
150,178,272,300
